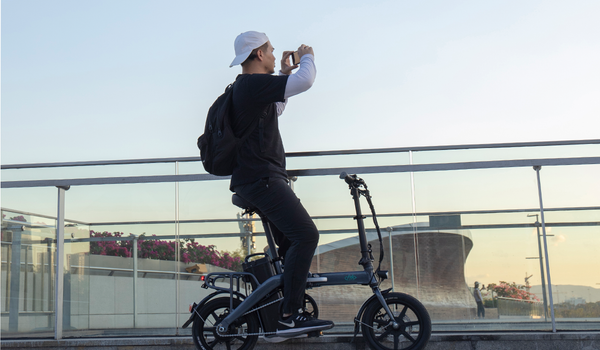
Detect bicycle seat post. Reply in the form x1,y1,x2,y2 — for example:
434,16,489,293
261,217,283,275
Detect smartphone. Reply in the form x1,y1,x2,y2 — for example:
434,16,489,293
291,51,300,65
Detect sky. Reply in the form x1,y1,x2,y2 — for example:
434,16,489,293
1,1,599,293
2,0,600,165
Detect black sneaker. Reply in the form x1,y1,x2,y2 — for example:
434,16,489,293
276,310,334,337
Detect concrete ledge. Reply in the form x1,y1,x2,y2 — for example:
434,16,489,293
2,332,600,350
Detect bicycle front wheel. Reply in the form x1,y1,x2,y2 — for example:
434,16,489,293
361,292,431,350
192,297,259,350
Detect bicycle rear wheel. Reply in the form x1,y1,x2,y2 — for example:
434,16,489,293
361,292,431,350
192,297,259,350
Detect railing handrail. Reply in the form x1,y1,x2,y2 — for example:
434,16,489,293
2,156,600,189
2,139,599,170
3,205,600,227
497,296,542,304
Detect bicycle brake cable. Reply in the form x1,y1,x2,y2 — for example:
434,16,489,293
362,186,385,279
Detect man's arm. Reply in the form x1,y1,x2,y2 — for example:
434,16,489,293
276,71,289,116
275,45,316,116
284,54,316,99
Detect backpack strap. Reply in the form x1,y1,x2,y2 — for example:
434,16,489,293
228,83,262,154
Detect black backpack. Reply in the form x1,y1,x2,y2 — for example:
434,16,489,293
197,83,256,176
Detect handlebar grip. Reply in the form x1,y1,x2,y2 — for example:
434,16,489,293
340,172,363,185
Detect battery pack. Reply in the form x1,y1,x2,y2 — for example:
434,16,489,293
243,254,281,332
243,255,275,287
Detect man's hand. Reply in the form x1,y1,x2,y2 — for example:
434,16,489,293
281,45,314,75
280,51,298,75
298,44,314,58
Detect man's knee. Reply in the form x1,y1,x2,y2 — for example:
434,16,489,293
287,226,318,250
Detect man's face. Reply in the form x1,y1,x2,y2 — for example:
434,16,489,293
262,41,276,74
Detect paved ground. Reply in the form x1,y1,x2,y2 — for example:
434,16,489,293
2,332,600,350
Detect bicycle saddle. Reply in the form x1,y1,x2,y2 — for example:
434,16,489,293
232,194,255,211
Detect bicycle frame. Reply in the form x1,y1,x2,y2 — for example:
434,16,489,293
214,173,396,333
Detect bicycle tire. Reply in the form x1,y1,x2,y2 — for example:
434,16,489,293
361,292,431,350
191,297,259,350
278,293,319,318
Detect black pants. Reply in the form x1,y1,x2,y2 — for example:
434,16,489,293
234,177,319,315
476,301,485,318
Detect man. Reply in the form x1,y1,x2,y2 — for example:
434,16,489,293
228,31,333,337
473,281,485,319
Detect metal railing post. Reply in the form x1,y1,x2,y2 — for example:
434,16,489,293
386,227,395,292
534,166,556,332
175,161,180,334
528,214,549,321
8,226,22,332
132,234,138,328
55,185,69,340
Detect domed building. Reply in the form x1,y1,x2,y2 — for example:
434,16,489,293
308,216,478,321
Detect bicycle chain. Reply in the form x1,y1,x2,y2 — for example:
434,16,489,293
243,297,283,316
215,329,278,338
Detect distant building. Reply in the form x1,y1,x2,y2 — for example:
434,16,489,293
565,297,586,306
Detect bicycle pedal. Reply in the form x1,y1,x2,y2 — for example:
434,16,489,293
307,330,323,338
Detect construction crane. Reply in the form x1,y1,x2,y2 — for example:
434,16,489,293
525,273,533,290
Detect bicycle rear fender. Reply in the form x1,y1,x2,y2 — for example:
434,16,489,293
182,290,246,329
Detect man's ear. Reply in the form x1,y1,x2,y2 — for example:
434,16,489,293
256,48,264,61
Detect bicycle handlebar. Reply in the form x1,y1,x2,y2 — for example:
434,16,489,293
339,172,365,186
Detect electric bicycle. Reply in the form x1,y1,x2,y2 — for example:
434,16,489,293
182,173,432,350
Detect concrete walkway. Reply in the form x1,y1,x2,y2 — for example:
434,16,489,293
2,332,600,350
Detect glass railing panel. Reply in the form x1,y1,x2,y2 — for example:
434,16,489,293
412,168,539,213
293,173,414,216
56,182,178,336
135,230,179,335
541,224,600,331
79,229,136,335
297,172,414,325
412,143,600,165
1,187,62,219
1,209,58,338
309,215,400,325
292,173,414,323
63,183,177,224
178,179,239,221
61,223,197,337
178,160,205,175
535,165,600,330
63,221,91,337
411,167,552,330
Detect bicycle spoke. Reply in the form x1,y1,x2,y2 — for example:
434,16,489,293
398,305,408,319
377,328,392,341
373,317,389,327
405,320,420,327
225,340,232,350
402,330,416,343
208,339,219,347
394,333,400,349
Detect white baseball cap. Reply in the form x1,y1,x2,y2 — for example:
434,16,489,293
230,31,269,68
